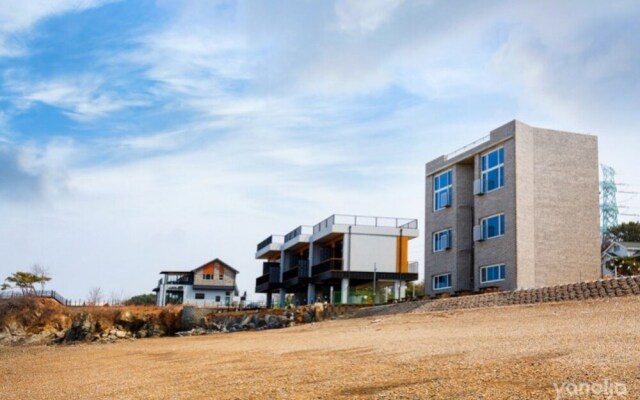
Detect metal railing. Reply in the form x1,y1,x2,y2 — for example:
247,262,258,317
284,225,313,243
445,134,490,160
313,214,418,234
0,290,67,305
256,235,285,252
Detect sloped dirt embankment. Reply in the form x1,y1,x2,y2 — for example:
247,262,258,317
0,297,181,346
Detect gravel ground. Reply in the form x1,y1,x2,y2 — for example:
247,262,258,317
1,296,639,399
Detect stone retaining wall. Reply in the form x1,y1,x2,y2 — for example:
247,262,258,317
182,304,364,331
353,276,640,318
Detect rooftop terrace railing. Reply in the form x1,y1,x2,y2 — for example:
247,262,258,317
284,225,313,243
256,235,285,252
313,214,418,234
444,134,490,160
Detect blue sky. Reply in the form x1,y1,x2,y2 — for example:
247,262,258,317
1,0,640,301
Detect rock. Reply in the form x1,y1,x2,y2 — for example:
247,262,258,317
115,330,127,338
240,314,253,328
314,302,325,322
63,314,95,342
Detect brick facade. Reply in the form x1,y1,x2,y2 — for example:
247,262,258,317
424,120,601,296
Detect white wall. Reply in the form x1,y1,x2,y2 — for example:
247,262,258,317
158,284,234,306
347,234,398,273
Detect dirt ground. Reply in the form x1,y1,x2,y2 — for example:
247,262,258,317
1,296,639,399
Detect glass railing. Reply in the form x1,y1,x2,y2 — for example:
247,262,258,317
311,258,343,275
313,214,418,234
408,261,419,274
445,135,490,160
256,235,285,252
284,225,314,243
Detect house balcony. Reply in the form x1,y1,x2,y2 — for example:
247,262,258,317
312,214,419,242
255,235,284,259
159,272,194,285
281,261,310,289
255,262,281,293
282,225,313,251
312,258,342,274
310,258,418,284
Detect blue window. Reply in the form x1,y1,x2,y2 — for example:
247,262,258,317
481,264,506,283
433,273,452,290
481,147,504,192
481,214,505,239
433,170,453,211
433,229,452,252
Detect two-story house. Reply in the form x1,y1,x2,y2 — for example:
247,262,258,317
424,120,601,296
153,258,240,306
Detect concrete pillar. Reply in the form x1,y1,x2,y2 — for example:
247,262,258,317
341,278,349,304
307,283,316,304
400,281,407,300
393,280,401,301
279,288,286,307
329,286,334,304
266,293,272,308
343,231,351,272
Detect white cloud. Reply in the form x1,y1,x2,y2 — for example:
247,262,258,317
4,74,146,121
334,0,405,33
0,0,115,57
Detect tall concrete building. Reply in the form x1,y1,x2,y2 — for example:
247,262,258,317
424,120,601,296
255,214,419,306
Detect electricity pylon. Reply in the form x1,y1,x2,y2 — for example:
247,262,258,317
601,164,618,236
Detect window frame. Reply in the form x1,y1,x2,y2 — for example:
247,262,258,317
480,264,506,284
432,273,452,291
433,229,452,253
481,213,505,240
194,293,205,300
481,147,505,193
433,169,453,211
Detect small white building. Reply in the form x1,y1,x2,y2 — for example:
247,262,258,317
153,258,240,306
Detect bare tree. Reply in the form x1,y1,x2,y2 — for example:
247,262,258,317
109,289,125,306
87,287,103,306
31,264,51,292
